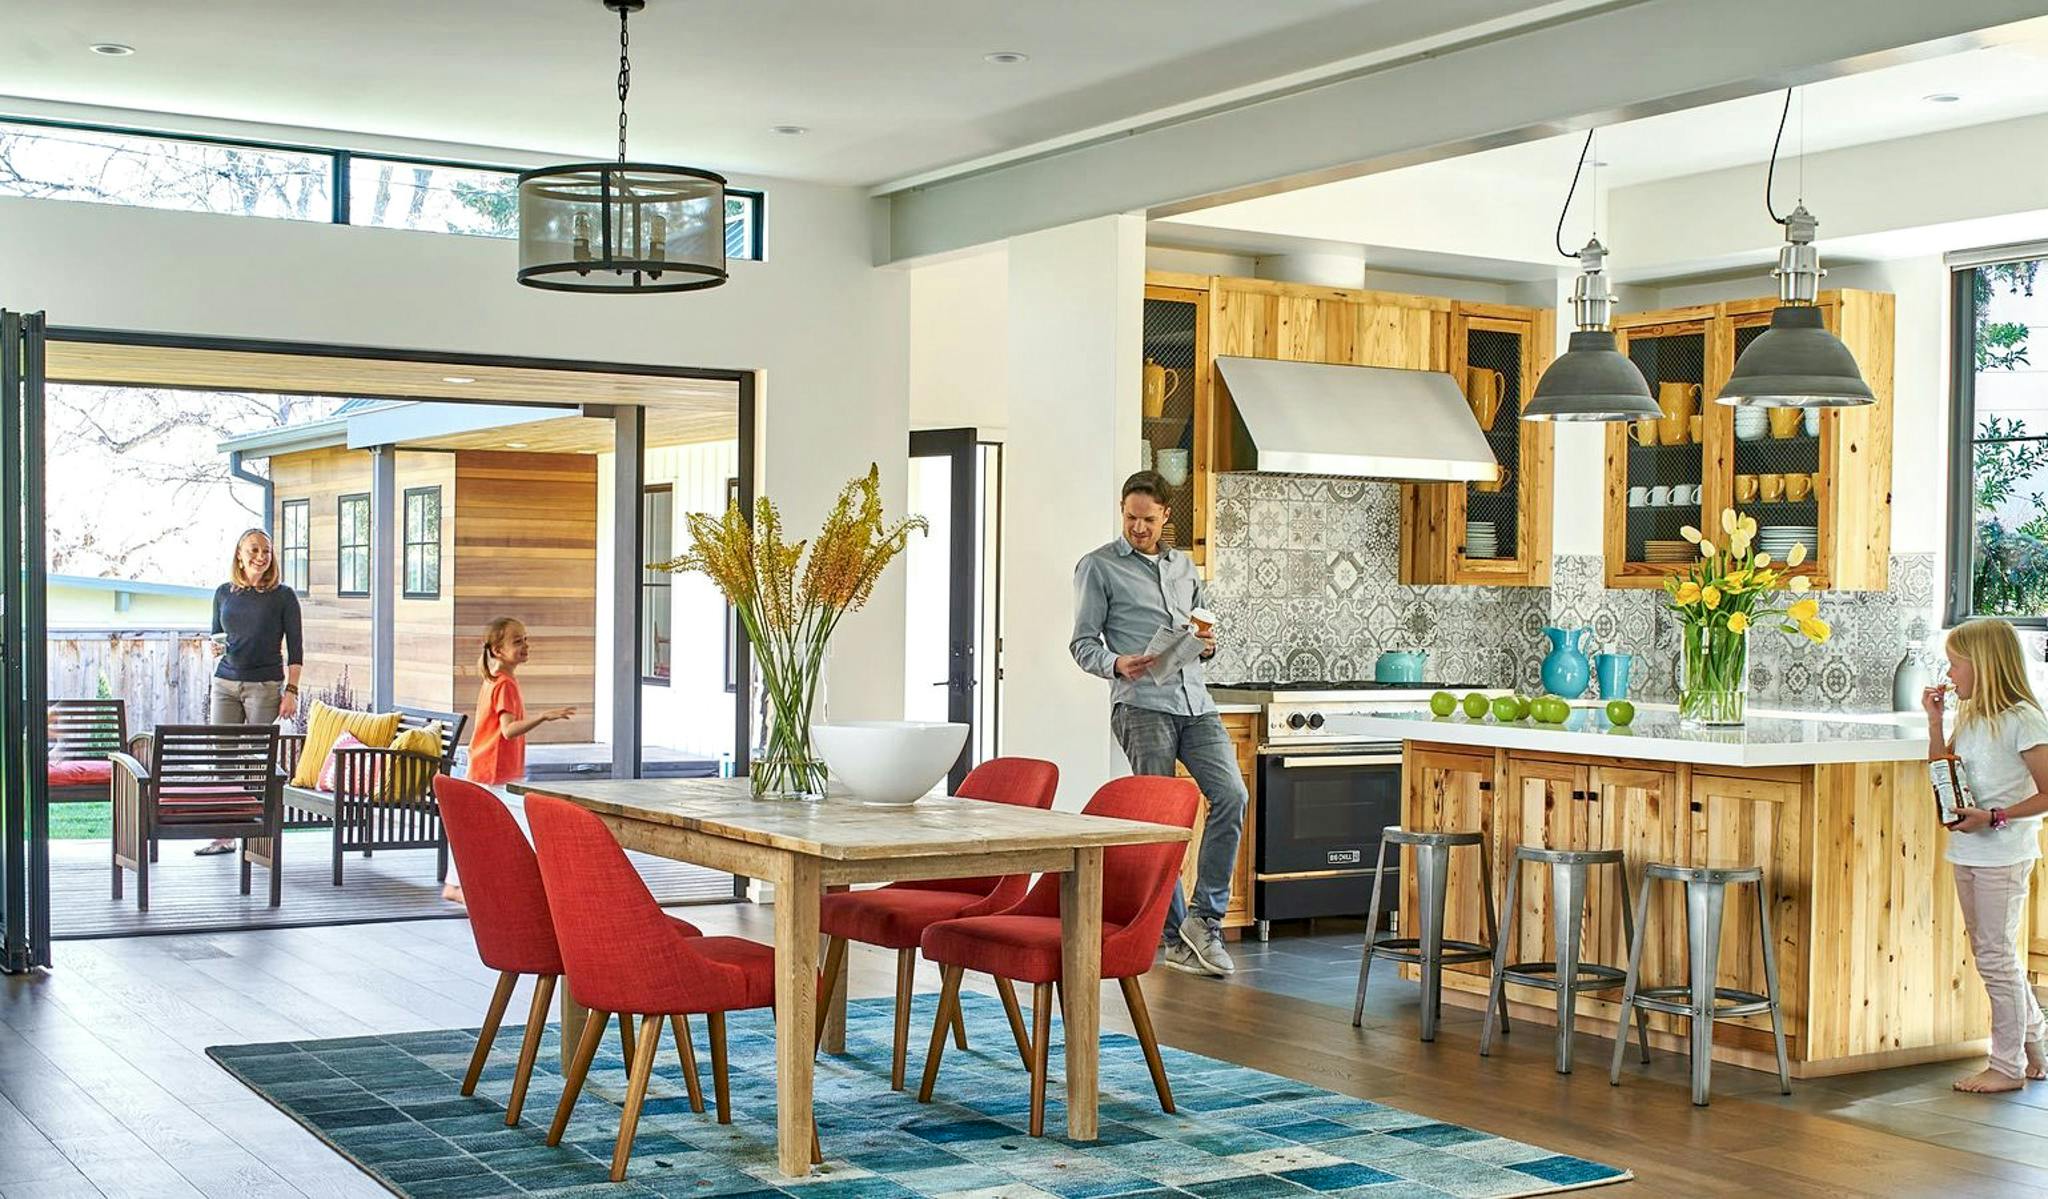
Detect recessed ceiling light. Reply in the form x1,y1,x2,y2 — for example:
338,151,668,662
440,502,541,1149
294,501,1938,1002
984,51,1029,65
770,124,808,136
1924,92,1962,103
89,43,134,57
441,375,476,384
505,441,528,449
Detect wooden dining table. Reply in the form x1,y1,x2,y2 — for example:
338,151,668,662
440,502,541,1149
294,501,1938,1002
509,777,1190,1178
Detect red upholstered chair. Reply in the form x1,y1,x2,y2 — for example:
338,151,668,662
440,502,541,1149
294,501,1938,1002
526,793,803,1181
917,775,1198,1136
815,756,1058,1089
436,777,699,1126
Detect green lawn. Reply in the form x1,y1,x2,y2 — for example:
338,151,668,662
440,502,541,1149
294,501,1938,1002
50,802,112,840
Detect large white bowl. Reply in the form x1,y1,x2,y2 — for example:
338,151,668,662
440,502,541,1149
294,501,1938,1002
810,721,968,805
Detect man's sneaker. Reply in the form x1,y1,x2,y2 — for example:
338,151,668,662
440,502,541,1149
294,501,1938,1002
1159,938,1215,976
1179,916,1235,976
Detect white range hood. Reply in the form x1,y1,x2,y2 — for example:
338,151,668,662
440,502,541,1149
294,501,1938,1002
1214,355,1501,484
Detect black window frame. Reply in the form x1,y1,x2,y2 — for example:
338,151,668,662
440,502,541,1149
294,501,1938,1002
0,115,765,259
1947,250,2048,628
278,498,311,594
337,492,371,598
402,485,442,600
641,484,674,686
724,477,740,693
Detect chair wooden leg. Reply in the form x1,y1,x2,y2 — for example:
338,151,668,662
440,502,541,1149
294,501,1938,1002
547,1007,610,1147
670,1014,705,1114
993,977,1033,1069
708,1010,732,1124
1120,976,1174,1114
1029,981,1053,1137
813,936,847,1054
916,964,963,1103
268,833,282,908
617,1011,638,1064
240,839,252,896
505,974,557,1125
462,971,519,1096
950,986,969,1049
892,948,915,1091
609,1014,664,1183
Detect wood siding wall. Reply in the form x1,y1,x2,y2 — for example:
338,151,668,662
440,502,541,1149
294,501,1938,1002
451,451,598,743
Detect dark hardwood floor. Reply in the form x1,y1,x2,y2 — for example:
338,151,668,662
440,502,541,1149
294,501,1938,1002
3,905,2046,1197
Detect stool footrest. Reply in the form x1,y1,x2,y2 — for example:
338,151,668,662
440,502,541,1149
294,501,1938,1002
1498,961,1628,992
1369,936,1494,966
1629,984,1775,1020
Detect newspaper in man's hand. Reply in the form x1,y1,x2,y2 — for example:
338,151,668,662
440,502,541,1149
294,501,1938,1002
1142,624,1203,685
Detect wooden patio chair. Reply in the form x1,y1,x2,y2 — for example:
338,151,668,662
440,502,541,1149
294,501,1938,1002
47,698,127,804
278,706,469,886
110,724,285,911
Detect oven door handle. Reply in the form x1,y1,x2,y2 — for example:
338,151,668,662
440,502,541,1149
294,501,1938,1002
1277,754,1403,768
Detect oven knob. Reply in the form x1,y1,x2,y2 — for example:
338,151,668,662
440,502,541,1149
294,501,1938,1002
1286,713,1308,730
1307,713,1325,730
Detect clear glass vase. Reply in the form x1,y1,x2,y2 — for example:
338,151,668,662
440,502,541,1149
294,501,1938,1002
751,654,828,799
1679,621,1749,726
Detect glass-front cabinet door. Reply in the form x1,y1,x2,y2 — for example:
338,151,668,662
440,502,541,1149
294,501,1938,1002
1452,309,1550,582
1718,300,1827,588
1607,312,1712,587
1141,284,1208,565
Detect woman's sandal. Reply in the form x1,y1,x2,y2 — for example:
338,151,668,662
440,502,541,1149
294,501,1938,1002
193,842,234,856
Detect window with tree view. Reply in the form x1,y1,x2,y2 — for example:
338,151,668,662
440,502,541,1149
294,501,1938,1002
338,494,370,597
1953,252,2048,621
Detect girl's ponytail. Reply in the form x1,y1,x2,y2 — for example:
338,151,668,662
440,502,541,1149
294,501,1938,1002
479,616,521,678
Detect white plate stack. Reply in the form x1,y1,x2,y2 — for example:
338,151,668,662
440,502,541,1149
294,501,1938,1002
1466,520,1498,559
1758,525,1817,561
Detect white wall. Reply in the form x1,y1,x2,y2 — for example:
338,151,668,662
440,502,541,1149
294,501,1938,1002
1005,214,1145,810
908,248,1008,433
0,180,910,723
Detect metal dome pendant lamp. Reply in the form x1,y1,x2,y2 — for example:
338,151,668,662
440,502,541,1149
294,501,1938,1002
1716,89,1873,408
516,0,728,294
1524,130,1660,422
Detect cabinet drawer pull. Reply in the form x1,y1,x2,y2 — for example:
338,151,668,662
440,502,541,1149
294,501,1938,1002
1478,780,1493,792
1690,801,1703,812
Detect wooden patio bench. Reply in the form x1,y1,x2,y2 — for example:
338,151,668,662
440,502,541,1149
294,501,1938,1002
110,724,284,911
275,706,469,886
47,698,127,804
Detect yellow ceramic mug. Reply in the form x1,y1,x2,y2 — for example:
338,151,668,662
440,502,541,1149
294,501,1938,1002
1631,420,1660,447
1658,382,1701,445
1787,473,1814,502
1736,474,1760,502
1689,415,1703,444
1768,407,1802,439
1760,473,1786,502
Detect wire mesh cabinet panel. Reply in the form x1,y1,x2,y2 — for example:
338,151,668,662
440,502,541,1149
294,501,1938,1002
1606,312,1714,588
1142,282,1211,567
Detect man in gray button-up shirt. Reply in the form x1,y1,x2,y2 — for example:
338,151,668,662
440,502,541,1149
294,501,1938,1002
1071,471,1246,978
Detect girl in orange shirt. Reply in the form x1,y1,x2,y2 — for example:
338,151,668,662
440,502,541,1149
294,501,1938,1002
445,617,575,903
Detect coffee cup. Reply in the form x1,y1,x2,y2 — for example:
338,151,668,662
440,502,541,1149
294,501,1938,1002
1736,474,1759,502
1676,483,1700,505
1631,420,1660,447
1769,408,1802,439
1188,607,1217,637
1156,448,1191,486
1689,415,1703,444
1628,485,1649,507
1649,485,1671,507
1760,473,1785,502
1787,473,1814,502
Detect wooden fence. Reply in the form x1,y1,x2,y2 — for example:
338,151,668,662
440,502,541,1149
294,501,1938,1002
48,630,214,733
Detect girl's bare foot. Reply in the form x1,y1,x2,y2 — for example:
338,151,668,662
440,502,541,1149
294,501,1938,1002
442,883,465,905
1954,1067,2025,1093
2027,1041,2047,1081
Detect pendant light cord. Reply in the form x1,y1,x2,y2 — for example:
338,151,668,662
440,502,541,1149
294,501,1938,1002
1764,87,1792,226
616,5,632,162
1554,128,1595,259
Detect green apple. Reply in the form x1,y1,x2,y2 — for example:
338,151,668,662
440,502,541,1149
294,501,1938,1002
1490,695,1521,722
1533,696,1570,724
1605,699,1636,726
1510,695,1532,722
1461,692,1490,719
1429,690,1457,717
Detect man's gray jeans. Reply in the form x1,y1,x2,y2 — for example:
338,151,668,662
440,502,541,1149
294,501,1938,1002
1110,704,1248,940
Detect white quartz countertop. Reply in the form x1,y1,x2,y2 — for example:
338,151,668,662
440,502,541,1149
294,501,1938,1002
1356,703,1929,768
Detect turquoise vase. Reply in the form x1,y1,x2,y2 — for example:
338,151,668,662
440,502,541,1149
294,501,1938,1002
1541,626,1593,698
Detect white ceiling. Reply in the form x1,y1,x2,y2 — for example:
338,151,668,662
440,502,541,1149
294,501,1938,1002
1163,22,2048,265
0,0,1571,187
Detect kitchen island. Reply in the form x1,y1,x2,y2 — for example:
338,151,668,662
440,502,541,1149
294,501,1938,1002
1350,704,1987,1078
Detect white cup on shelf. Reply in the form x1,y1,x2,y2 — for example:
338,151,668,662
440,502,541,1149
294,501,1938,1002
1648,485,1671,507
1628,485,1649,507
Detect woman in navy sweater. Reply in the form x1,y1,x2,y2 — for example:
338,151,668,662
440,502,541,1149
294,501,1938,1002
197,528,304,855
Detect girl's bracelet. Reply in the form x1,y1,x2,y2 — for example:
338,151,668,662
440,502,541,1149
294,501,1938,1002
1990,807,2010,831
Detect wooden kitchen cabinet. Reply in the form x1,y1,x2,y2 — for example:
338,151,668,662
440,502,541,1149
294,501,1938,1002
1402,745,1508,978
1687,769,1807,1046
1178,709,1260,932
1401,304,1556,587
1604,289,1894,589
1143,278,1213,566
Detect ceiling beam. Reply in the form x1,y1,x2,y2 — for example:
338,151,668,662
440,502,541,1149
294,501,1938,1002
880,0,2048,264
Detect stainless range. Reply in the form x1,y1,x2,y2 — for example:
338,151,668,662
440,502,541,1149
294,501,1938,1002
1212,682,1504,940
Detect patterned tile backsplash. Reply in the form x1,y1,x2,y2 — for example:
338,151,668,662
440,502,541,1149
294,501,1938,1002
1203,473,1941,712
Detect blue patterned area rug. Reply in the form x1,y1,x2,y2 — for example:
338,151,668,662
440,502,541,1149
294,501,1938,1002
207,993,1629,1199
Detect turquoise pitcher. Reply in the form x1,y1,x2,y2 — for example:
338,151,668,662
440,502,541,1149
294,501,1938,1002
1541,626,1593,698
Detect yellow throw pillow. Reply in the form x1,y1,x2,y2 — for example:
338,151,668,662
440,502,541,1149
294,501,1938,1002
290,701,403,789
378,722,445,803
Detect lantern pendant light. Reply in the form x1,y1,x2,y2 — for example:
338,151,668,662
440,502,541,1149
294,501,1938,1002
1524,132,1660,422
1715,90,1873,408
516,0,728,294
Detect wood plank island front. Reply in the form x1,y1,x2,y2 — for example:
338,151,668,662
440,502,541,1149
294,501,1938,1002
1346,706,1991,1079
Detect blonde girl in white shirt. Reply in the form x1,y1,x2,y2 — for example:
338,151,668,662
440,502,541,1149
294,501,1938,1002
1923,617,2048,1093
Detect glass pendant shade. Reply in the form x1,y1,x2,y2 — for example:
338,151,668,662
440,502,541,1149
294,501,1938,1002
1526,330,1660,421
1714,303,1872,408
517,163,727,293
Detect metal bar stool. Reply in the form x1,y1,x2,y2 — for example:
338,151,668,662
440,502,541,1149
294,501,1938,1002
1352,827,1501,1042
1608,861,1790,1106
1479,846,1650,1073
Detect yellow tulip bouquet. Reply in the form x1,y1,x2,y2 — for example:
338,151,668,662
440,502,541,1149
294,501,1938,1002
1665,508,1831,725
656,465,925,797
